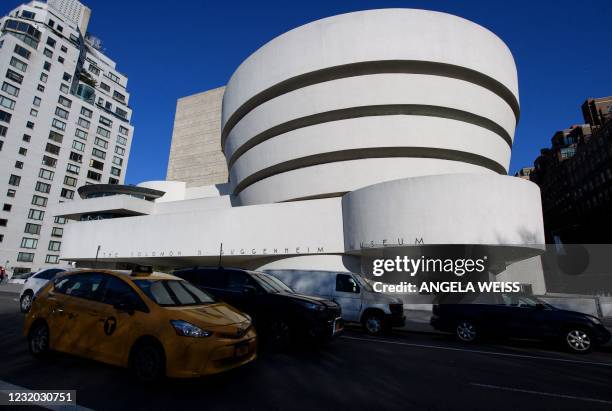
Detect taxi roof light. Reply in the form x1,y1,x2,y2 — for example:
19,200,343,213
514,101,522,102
131,265,153,276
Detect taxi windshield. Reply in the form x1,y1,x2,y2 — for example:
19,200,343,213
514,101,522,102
134,279,216,307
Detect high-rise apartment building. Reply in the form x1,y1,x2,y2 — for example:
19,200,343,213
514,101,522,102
0,0,133,274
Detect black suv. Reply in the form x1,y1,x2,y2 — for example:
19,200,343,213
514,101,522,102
173,267,343,349
431,293,610,353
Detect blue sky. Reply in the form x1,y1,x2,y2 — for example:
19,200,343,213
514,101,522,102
4,0,612,183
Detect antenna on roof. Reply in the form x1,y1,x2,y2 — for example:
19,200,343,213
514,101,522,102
218,242,223,268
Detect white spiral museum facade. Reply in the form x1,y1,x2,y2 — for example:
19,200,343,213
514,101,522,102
56,9,546,293
222,9,519,205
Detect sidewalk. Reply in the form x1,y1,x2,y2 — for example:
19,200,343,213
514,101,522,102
0,283,21,297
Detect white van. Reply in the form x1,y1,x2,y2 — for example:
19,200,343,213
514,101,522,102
266,270,405,335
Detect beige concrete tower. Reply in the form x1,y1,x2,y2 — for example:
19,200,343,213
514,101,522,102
166,87,228,187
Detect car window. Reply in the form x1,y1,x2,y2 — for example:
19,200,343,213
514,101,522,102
195,270,226,288
101,275,146,309
501,294,539,307
227,271,254,291
134,280,216,307
55,273,104,300
251,272,293,293
35,269,64,280
336,274,360,293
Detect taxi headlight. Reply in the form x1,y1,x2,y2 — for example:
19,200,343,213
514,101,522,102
170,320,212,337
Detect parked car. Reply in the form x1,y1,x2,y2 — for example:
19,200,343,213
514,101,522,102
25,268,256,381
173,267,343,349
20,268,67,313
9,271,34,285
430,293,611,353
266,270,405,335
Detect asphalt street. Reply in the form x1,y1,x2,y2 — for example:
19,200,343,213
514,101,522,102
1,294,612,411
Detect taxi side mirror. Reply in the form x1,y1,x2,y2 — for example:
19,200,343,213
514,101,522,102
113,299,135,315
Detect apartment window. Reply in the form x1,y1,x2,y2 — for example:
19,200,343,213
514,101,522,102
43,48,52,58
54,216,67,225
0,218,7,226
6,69,23,84
60,45,67,52
2,82,19,98
0,125,6,137
45,255,59,264
62,73,71,82
110,167,121,177
112,156,123,166
77,117,90,128
87,170,101,181
37,84,45,92
28,208,44,221
0,110,13,123
46,36,56,48
48,241,61,252
48,130,63,143
21,10,36,19
7,189,16,197
40,72,48,83
43,61,51,71
92,148,106,159
15,161,23,169
72,140,85,151
63,176,77,187
58,96,72,108
32,195,48,207
26,121,34,129
42,155,57,168
97,126,110,138
115,146,125,156
105,101,112,111
80,107,92,118
0,140,3,151
3,203,11,212
113,91,126,102
94,137,108,149
60,188,74,199
24,223,41,235
66,163,80,174
38,168,54,180
10,57,27,72
99,116,112,127
18,147,27,156
100,82,110,92
89,64,100,75
33,96,41,106
58,56,64,64
17,252,34,262
35,181,51,194
0,234,3,243
20,237,38,249
51,227,63,237
45,143,60,155
60,83,69,93
69,151,83,163
14,44,31,59
75,128,87,140
107,72,120,83
119,126,129,136
57,25,63,33
9,174,21,186
108,177,119,185
0,95,16,110
30,108,38,117
115,108,128,119
52,118,66,131
89,159,104,170
55,107,69,119
23,134,31,142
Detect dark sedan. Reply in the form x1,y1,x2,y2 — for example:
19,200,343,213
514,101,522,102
431,293,610,353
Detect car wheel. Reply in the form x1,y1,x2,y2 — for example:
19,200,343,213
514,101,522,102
564,328,593,354
362,312,384,336
131,342,165,382
28,321,50,358
20,292,33,313
268,319,292,351
456,320,478,343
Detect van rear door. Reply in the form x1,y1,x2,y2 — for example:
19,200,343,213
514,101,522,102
333,273,362,322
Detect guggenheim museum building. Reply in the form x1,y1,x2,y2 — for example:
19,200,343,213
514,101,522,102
55,9,546,294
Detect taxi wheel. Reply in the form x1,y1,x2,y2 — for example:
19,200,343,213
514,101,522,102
268,319,292,351
28,321,50,358
130,341,165,382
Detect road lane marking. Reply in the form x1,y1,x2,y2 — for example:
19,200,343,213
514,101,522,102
341,335,612,367
471,383,612,404
0,380,94,411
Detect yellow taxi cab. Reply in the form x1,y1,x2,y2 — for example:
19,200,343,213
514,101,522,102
24,267,257,380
